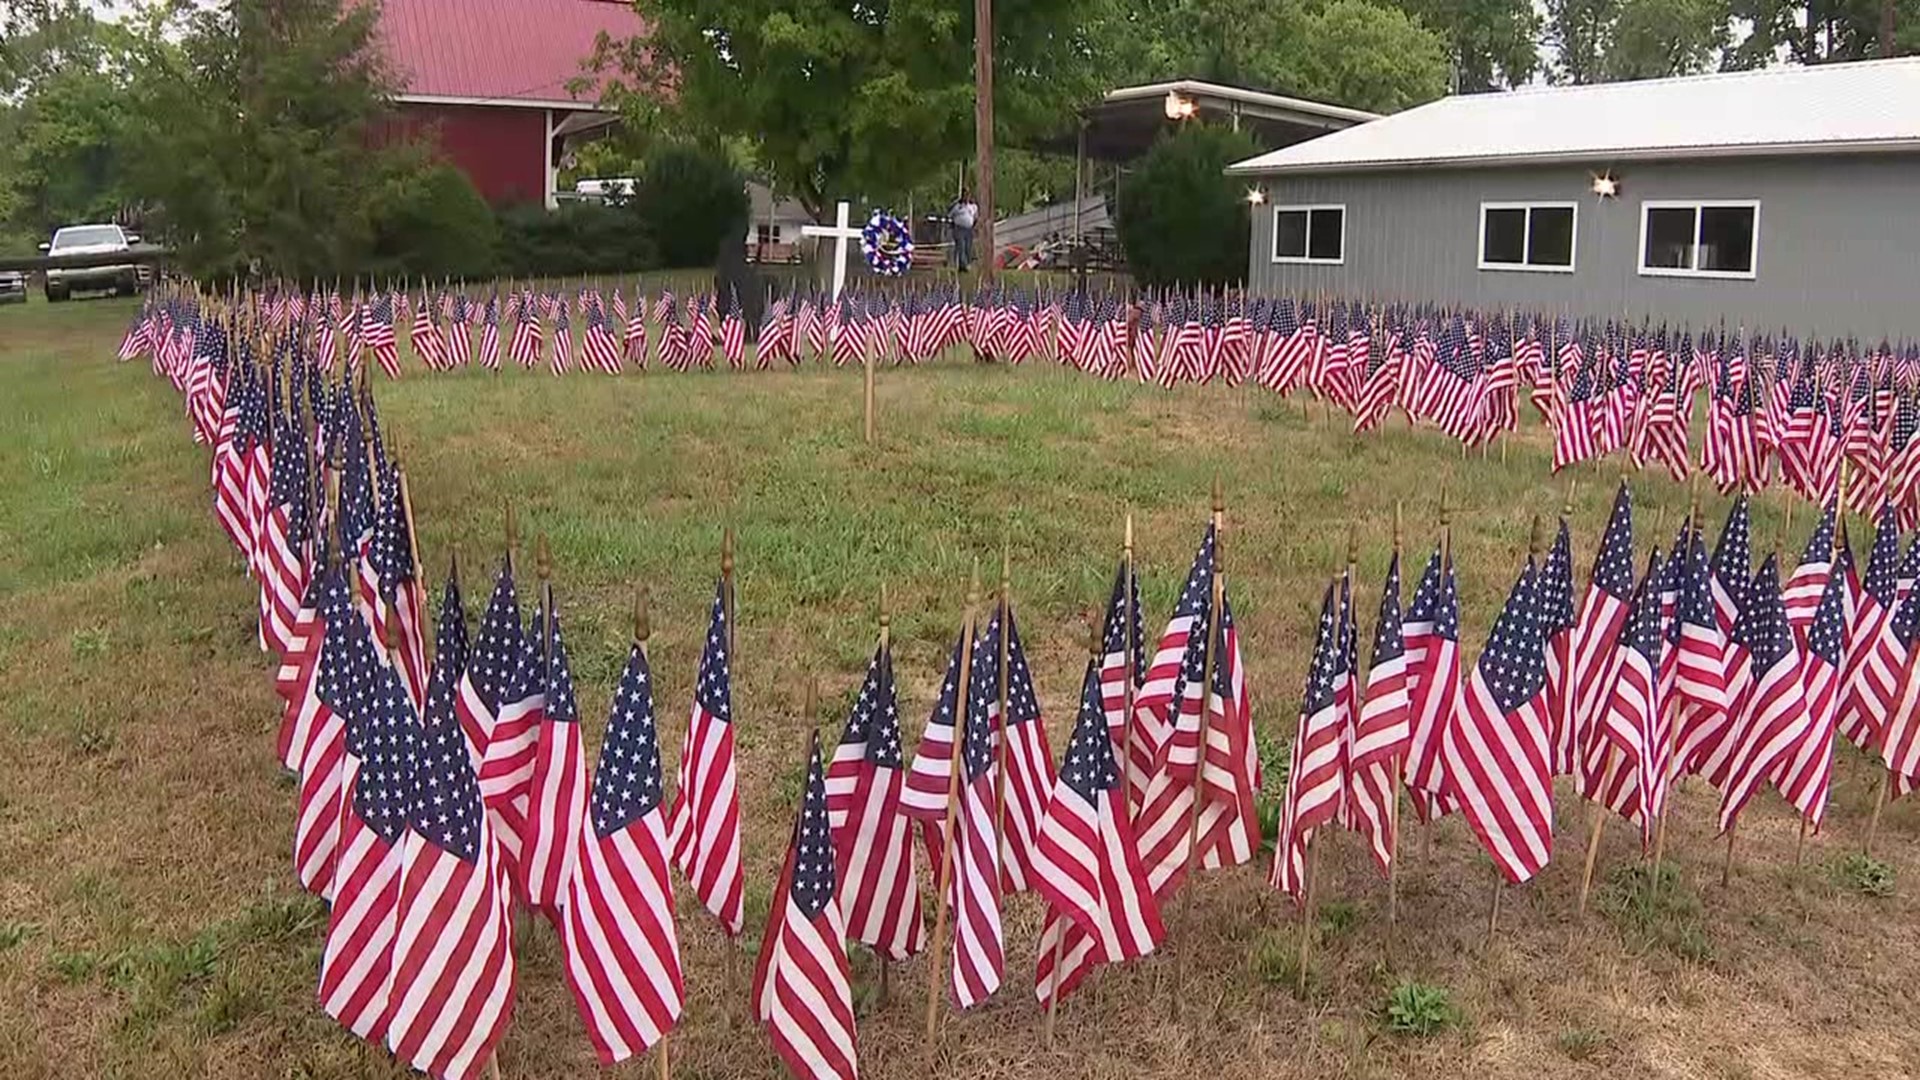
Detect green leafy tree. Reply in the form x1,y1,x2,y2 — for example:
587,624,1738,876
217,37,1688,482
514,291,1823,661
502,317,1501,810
593,0,1111,221
1722,0,1919,67
366,161,501,280
631,142,751,267
1547,0,1728,82
123,0,417,280
1390,0,1542,90
1115,123,1258,287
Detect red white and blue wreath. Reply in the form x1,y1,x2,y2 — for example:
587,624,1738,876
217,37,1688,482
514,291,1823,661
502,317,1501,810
861,211,914,276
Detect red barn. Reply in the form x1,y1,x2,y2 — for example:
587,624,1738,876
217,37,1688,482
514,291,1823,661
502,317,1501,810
373,0,643,207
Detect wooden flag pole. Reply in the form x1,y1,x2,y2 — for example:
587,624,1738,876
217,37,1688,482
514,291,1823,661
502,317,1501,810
875,583,893,1007
504,500,518,581
925,564,981,1044
1576,802,1606,914
1866,772,1889,857
1119,513,1138,799
993,538,1012,874
1046,615,1105,1046
722,527,737,658
1174,477,1226,1016
1386,502,1405,940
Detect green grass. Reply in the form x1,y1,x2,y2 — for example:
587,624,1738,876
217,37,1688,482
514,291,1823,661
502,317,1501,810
5,294,1920,1079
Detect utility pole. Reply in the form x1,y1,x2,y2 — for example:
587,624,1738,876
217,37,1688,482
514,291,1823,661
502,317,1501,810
974,0,995,283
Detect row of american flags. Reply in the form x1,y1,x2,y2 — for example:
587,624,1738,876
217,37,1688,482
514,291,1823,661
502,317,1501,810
124,303,1920,1079
121,281,1920,522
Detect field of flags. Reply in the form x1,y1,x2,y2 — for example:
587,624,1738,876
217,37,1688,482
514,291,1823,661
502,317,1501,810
117,284,1920,1080
122,279,1920,524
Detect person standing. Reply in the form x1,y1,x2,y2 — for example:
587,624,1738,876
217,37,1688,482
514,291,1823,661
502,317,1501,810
949,193,978,272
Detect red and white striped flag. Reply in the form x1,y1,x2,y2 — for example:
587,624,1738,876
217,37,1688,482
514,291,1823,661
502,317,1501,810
1095,558,1149,809
1875,588,1920,799
1715,557,1809,832
1836,502,1901,749
980,604,1056,892
1538,519,1579,778
667,581,746,936
292,565,356,899
1443,561,1555,884
1401,548,1461,821
1271,575,1353,899
1770,561,1850,829
522,599,588,921
1032,655,1165,1009
1347,551,1410,875
1568,484,1636,777
944,638,1005,1009
752,735,857,1080
828,640,927,961
561,637,686,1066
474,574,544,895
1782,502,1837,639
384,665,516,1080
1581,568,1664,845
901,631,973,825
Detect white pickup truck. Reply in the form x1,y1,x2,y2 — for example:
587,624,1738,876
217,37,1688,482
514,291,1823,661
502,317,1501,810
40,224,146,302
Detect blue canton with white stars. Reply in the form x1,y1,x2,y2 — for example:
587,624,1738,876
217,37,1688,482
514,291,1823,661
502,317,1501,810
1864,502,1901,607
980,607,1042,726
1538,522,1576,637
1712,496,1753,613
843,644,904,769
1100,562,1146,685
1172,525,1219,702
1302,581,1343,716
961,631,999,784
1062,660,1122,803
409,681,486,863
1370,553,1405,666
1739,557,1793,669
1807,555,1850,668
592,644,667,838
1476,565,1549,714
695,581,733,723
1625,563,1664,666
355,663,419,846
468,559,526,711
1799,504,1837,570
1406,550,1461,643
541,603,579,724
1592,484,1636,598
789,739,838,918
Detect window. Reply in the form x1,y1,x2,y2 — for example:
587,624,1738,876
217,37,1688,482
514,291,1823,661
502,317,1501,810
755,223,782,246
1272,205,1345,264
1478,203,1575,272
1638,201,1759,279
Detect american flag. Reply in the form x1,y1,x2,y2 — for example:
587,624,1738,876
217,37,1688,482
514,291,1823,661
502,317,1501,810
1032,654,1165,1010
667,581,746,936
944,628,1005,1010
560,636,686,1066
1443,560,1554,884
1783,503,1838,636
1348,551,1411,875
1714,557,1809,831
1582,570,1664,845
478,292,501,371
276,558,332,759
447,292,474,367
1271,575,1353,899
1568,485,1636,779
901,631,976,822
366,292,401,379
720,289,747,369
258,408,311,662
1875,587,1920,799
523,600,588,921
828,639,927,961
1096,556,1148,809
978,604,1056,893
582,293,624,374
552,295,574,375
411,295,447,370
368,462,428,711
384,650,516,1080
1770,554,1850,829
1671,526,1735,780
293,562,356,898
1134,526,1260,894
1401,548,1461,821
1538,518,1578,779
624,287,650,368
751,735,857,1080
1835,502,1901,749
509,290,541,369
317,601,422,1042
455,559,537,859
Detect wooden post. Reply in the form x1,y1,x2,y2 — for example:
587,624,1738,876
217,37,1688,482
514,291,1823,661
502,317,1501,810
1174,478,1226,1014
504,500,519,580
1386,502,1405,940
722,527,736,657
972,0,995,283
993,538,1012,873
1119,513,1138,802
874,583,893,1007
925,565,981,1043
1576,803,1606,914
863,349,877,444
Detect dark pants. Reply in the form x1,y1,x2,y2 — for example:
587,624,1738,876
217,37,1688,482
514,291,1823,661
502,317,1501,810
952,225,974,270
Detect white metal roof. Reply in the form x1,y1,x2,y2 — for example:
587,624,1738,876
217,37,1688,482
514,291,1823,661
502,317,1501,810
1103,80,1379,126
1228,58,1920,175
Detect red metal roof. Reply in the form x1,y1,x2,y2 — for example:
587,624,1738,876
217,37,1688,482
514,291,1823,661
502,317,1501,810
375,0,643,108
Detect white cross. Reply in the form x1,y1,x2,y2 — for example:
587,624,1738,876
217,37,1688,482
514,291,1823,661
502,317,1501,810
800,200,863,303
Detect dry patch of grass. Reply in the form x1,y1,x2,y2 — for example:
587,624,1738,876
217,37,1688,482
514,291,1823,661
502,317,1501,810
4,297,1920,1078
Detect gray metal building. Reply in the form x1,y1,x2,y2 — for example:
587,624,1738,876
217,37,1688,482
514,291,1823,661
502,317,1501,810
1227,59,1920,341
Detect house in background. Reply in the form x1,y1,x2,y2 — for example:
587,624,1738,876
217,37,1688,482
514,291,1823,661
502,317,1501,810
744,183,814,263
1228,58,1920,341
373,0,641,207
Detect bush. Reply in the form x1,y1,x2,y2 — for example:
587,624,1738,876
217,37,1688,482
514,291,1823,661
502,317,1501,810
494,200,658,279
630,142,748,269
1381,981,1459,1036
367,163,500,280
1116,124,1260,288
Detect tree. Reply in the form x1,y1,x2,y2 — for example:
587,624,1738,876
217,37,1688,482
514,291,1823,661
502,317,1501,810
1547,0,1727,82
1114,123,1258,287
630,143,751,267
123,0,420,280
1722,0,1919,67
1390,0,1542,90
1087,0,1452,114
593,0,1111,221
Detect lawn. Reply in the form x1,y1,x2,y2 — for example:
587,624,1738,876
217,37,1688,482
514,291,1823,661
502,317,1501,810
2,294,1917,1080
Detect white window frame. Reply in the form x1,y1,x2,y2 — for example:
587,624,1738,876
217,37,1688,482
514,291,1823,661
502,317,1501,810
1271,204,1346,265
1637,199,1761,281
1477,201,1578,274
